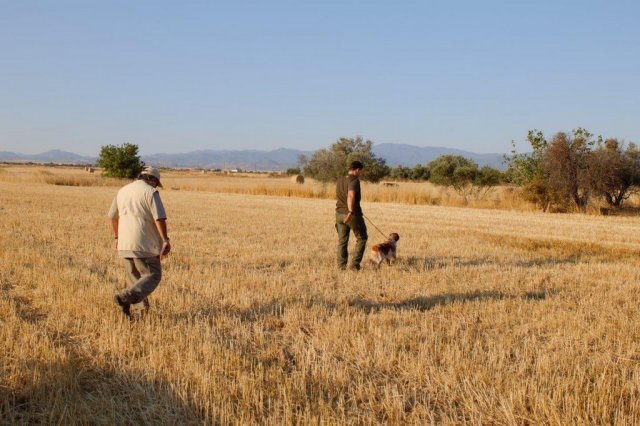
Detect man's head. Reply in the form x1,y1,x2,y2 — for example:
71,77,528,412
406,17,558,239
139,166,163,188
348,160,364,177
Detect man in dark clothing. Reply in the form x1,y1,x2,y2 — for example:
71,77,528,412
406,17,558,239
335,161,368,270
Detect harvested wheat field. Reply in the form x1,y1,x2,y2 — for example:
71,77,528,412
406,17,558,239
2,166,640,424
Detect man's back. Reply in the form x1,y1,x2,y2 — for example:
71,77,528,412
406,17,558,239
117,180,156,219
335,175,362,215
113,180,166,256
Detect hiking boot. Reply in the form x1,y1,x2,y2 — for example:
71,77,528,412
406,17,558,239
349,264,361,271
113,294,131,317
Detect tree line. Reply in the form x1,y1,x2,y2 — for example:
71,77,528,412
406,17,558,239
98,129,640,212
298,136,504,203
299,132,640,211
505,128,640,212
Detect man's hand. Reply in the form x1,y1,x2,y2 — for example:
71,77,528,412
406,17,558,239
155,219,170,260
343,212,352,224
160,240,171,260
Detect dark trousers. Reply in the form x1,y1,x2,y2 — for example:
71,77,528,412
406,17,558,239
335,212,368,269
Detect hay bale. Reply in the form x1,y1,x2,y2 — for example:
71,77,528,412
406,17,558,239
291,174,305,184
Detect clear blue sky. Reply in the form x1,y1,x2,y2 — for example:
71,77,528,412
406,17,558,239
1,0,638,156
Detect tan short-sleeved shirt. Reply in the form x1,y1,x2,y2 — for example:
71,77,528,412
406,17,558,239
108,180,167,258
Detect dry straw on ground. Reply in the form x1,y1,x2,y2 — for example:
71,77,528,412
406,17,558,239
2,165,640,424
0,165,535,211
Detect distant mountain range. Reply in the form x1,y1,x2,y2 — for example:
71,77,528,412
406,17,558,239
0,144,507,170
143,148,313,170
0,149,96,165
373,143,505,169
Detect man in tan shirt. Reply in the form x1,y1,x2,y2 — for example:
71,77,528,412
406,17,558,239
107,167,171,318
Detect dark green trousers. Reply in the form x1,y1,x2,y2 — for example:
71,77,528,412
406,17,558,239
335,212,368,269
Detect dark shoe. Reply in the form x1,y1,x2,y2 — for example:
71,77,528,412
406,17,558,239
349,264,361,271
114,294,131,317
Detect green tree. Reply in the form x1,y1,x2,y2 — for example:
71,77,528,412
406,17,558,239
589,139,640,207
506,128,608,212
504,131,548,186
388,164,430,181
302,136,390,183
474,166,502,198
97,143,145,179
428,155,477,189
428,155,479,202
505,130,555,211
389,165,412,180
411,164,430,181
475,166,502,187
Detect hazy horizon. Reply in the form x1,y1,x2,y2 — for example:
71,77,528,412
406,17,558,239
0,141,511,158
1,1,638,157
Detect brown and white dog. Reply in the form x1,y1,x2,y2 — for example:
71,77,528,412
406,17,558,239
369,233,400,268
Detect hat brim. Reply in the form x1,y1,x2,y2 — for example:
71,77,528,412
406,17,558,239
141,172,162,187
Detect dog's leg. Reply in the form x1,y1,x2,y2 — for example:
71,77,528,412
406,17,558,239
373,253,383,269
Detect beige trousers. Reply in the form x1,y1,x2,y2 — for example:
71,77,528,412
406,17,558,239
122,256,162,307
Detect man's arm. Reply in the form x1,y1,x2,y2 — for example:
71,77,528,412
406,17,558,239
109,218,119,250
343,190,355,224
155,219,171,257
155,219,169,240
107,197,120,250
149,191,170,257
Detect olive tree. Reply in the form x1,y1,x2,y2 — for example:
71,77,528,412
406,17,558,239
97,143,145,179
302,136,390,183
589,139,640,207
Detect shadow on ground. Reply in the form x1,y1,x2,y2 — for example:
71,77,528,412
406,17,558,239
0,360,205,425
401,255,582,271
348,289,556,313
168,291,339,325
1,284,206,425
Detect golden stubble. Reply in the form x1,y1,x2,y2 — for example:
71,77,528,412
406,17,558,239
0,164,541,212
1,167,640,424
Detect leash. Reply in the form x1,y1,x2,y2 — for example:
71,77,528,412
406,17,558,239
363,214,388,239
